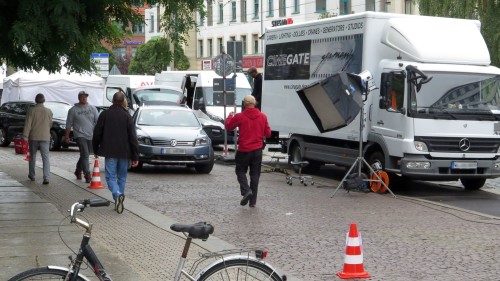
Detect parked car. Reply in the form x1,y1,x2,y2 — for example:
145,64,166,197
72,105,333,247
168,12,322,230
132,104,214,173
0,100,75,151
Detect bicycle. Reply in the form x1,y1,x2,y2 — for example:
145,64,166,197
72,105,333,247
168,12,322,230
8,199,287,281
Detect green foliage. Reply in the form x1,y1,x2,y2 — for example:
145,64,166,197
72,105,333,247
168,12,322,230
128,38,189,75
0,0,204,73
418,0,500,67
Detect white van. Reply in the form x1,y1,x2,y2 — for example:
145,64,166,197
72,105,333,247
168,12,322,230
190,71,252,145
104,75,155,106
155,70,203,89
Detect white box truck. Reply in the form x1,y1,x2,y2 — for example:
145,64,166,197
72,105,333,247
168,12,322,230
262,12,500,190
104,75,155,106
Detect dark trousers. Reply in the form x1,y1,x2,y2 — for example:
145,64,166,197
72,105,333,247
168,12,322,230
235,149,263,205
76,138,93,176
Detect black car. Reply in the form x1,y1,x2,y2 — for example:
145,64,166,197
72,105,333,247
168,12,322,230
0,101,75,151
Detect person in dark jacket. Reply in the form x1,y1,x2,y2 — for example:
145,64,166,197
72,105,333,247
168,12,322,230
247,67,262,110
225,95,271,207
93,91,139,214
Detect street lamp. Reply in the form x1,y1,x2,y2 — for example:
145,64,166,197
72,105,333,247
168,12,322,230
261,0,264,54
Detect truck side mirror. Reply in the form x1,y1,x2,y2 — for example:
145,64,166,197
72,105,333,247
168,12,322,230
379,97,387,109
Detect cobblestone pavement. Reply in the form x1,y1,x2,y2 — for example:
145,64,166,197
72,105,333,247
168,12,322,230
2,146,500,281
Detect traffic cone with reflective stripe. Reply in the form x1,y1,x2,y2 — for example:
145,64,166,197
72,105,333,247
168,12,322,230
88,158,105,189
337,223,370,279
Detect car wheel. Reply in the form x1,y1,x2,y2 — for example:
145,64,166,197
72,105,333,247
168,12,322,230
49,131,61,151
0,128,11,147
195,150,214,174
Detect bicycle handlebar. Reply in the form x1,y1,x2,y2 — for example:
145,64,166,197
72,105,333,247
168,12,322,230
69,199,111,232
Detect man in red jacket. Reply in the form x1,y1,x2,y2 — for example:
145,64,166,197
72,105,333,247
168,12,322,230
225,95,271,207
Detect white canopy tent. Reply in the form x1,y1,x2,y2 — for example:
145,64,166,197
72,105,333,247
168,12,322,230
1,70,105,106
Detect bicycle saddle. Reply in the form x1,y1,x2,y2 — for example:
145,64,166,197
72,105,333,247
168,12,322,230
170,222,214,240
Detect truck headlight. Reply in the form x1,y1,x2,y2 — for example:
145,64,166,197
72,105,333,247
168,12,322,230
194,137,209,146
406,162,431,169
414,141,428,152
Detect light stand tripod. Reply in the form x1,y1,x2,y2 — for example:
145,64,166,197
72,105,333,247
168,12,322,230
330,100,396,198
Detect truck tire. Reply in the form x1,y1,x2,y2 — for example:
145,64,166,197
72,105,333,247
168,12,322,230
367,151,402,189
289,142,321,173
460,178,485,190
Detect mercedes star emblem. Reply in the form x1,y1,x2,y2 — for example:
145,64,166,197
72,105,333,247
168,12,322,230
458,138,470,152
170,139,177,147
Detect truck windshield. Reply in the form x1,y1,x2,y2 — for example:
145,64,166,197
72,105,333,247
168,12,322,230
410,73,500,120
133,88,184,104
202,87,251,106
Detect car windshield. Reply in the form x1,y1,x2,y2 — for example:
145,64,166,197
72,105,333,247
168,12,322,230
133,88,183,104
137,108,200,127
45,103,71,119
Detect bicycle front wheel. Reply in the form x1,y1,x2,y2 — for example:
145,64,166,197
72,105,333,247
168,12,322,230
8,267,85,281
197,258,283,281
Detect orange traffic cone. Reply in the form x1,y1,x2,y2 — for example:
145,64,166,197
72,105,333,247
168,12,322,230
337,223,370,279
24,146,30,161
88,159,105,189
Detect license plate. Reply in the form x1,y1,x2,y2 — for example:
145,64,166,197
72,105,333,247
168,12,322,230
451,161,477,169
161,148,185,155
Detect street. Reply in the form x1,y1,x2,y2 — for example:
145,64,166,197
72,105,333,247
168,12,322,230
3,146,499,280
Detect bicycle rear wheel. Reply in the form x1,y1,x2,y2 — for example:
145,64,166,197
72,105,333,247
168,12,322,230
8,267,85,281
197,258,283,281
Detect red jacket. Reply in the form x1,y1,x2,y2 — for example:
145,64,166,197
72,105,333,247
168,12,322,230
225,108,271,152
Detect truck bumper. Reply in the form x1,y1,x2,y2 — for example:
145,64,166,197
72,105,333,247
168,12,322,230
400,154,500,180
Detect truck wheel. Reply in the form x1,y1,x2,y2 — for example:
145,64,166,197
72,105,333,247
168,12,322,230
460,178,485,190
0,128,11,147
367,151,401,190
49,131,61,151
289,143,321,173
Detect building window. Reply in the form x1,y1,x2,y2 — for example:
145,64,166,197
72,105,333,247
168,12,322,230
268,0,274,16
112,47,126,59
405,0,413,14
241,35,247,55
241,0,247,22
339,0,350,15
208,39,213,57
199,11,205,25
365,0,375,11
254,0,259,19
252,34,259,54
316,0,326,12
232,2,237,21
230,36,236,41
218,37,223,53
383,1,391,12
279,0,286,17
293,0,299,13
131,47,137,58
149,15,155,33
132,23,145,34
198,40,203,58
207,1,213,26
219,4,224,23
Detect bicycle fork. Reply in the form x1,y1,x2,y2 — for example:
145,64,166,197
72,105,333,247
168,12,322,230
174,237,193,281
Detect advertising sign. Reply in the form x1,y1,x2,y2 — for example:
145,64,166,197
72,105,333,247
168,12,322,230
91,53,110,78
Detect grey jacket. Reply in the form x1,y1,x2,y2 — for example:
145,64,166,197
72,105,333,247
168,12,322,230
66,103,99,139
23,104,53,141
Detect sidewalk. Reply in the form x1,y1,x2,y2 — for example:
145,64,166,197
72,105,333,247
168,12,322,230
0,151,294,280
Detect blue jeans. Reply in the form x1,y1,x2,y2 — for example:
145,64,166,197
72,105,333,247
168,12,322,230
105,158,129,202
28,140,50,180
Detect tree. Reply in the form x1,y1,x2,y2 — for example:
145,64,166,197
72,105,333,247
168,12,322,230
0,0,205,73
417,0,500,67
128,38,189,75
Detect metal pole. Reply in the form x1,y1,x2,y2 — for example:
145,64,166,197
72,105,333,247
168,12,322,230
222,52,228,156
260,0,264,54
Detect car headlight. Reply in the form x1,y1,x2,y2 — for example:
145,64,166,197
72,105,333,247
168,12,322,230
194,137,209,146
138,136,152,145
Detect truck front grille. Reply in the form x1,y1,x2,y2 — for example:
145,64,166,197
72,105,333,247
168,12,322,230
416,137,499,153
